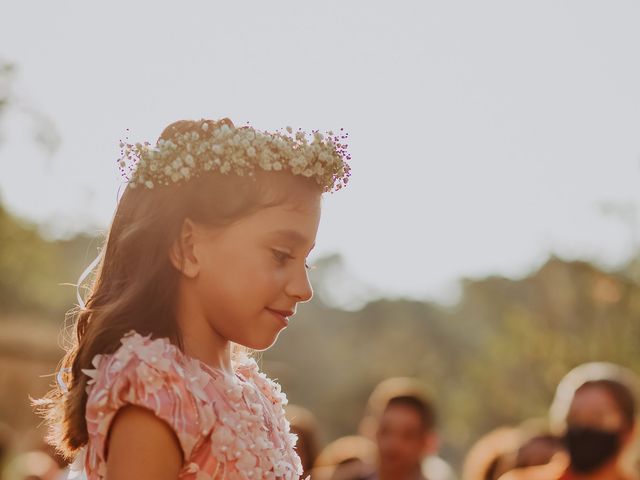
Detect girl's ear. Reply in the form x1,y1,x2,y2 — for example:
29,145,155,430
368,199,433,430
169,218,200,278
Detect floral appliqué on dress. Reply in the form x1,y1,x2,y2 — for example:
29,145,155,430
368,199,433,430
78,331,305,479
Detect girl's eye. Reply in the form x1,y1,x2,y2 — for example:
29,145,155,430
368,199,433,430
272,249,294,265
273,249,312,270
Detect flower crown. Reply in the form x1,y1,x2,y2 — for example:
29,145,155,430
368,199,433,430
118,119,351,193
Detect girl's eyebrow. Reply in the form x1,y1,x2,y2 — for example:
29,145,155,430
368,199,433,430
271,229,316,250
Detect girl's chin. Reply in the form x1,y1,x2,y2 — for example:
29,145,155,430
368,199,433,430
242,330,283,351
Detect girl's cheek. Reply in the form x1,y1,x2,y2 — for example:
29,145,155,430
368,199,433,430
270,268,289,287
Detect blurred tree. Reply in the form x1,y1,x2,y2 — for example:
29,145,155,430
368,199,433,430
0,59,90,317
0,201,96,317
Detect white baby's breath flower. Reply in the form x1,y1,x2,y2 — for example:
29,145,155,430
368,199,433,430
290,156,306,168
211,145,224,155
259,158,272,170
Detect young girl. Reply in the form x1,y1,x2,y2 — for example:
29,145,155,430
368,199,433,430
35,118,350,479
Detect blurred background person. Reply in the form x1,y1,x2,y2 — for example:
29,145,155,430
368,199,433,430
491,430,568,480
462,424,567,480
374,395,434,480
311,435,377,480
286,404,321,479
360,377,453,480
549,362,639,480
511,432,565,470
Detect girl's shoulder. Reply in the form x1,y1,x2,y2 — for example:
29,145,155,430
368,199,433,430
84,330,179,376
83,331,207,475
83,330,193,408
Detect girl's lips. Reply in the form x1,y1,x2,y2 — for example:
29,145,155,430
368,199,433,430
265,308,293,326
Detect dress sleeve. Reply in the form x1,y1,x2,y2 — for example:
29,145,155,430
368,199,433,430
84,332,204,468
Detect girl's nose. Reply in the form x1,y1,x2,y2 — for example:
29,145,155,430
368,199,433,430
286,269,313,303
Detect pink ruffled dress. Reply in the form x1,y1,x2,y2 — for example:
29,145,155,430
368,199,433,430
76,331,304,479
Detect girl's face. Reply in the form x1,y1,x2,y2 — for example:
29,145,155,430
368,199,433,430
184,187,321,351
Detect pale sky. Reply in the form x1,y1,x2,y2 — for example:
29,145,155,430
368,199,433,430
3,1,640,305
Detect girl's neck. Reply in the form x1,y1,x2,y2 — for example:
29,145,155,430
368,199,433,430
175,291,234,375
181,327,233,375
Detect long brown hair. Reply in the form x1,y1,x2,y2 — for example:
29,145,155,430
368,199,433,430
35,119,321,459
